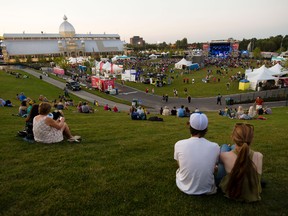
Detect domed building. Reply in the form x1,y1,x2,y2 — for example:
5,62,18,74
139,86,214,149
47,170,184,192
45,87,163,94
59,15,76,38
1,15,124,63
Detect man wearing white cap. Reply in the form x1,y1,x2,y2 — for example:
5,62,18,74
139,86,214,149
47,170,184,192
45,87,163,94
174,112,220,195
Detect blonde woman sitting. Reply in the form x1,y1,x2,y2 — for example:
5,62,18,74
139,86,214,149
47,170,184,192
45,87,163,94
218,123,263,202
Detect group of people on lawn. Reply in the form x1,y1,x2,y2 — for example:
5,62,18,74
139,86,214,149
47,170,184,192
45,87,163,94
219,96,272,120
16,93,83,143
16,92,121,143
174,112,263,202
160,105,199,117
13,92,263,202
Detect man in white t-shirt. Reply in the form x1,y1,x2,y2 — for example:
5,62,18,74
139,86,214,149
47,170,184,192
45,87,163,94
174,112,220,195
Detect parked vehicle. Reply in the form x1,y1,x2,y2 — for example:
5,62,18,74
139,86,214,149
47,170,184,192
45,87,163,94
66,81,81,91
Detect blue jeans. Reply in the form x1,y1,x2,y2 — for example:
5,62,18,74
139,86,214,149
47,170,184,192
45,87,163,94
215,144,235,186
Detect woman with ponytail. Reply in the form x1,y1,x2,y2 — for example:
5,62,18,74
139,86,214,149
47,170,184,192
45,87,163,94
219,123,263,202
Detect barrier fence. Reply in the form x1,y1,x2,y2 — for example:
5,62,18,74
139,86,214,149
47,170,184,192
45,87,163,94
224,88,288,106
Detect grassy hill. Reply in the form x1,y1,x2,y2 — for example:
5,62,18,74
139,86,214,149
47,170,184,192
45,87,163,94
0,70,288,215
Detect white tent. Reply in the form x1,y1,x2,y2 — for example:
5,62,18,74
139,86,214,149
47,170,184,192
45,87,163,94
102,62,112,71
175,58,192,69
149,54,158,59
246,66,277,90
94,61,106,74
269,63,288,76
111,55,119,62
68,56,87,64
106,64,123,74
245,65,273,78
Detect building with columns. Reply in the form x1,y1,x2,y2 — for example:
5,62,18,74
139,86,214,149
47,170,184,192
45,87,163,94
1,15,124,63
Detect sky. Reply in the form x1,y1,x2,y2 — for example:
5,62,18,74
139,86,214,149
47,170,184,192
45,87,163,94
1,0,288,44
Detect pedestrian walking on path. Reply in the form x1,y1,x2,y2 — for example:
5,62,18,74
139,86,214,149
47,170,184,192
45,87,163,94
187,95,191,103
217,93,222,105
165,94,169,102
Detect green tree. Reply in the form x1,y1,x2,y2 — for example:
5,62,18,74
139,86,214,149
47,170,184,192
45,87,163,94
253,47,262,59
53,57,69,73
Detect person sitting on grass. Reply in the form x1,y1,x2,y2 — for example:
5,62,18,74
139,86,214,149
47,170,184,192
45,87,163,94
77,101,83,113
18,104,39,140
248,103,257,119
174,113,220,195
171,107,177,116
184,107,191,117
177,105,185,117
104,104,111,111
218,123,263,202
162,106,170,116
33,102,80,143
81,102,91,113
18,100,28,117
112,105,119,112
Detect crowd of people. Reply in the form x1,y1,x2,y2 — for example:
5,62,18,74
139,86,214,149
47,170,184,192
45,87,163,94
13,89,124,143
8,90,267,203
7,76,268,203
160,105,199,117
219,96,272,120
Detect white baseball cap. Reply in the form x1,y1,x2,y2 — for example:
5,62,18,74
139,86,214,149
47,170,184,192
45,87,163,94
189,112,208,130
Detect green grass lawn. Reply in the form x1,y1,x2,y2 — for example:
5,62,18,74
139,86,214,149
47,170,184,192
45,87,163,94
120,65,253,98
1,70,288,215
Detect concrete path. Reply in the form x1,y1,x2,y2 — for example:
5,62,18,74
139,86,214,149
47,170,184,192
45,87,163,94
113,82,287,113
20,67,288,114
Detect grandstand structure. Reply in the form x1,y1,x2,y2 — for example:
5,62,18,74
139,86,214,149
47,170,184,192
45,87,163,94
202,38,239,57
1,15,124,63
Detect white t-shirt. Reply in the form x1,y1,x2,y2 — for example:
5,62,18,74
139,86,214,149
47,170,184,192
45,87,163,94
174,137,220,195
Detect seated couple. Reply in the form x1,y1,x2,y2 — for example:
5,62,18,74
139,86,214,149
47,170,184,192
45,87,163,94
177,105,190,117
174,113,263,202
131,106,147,120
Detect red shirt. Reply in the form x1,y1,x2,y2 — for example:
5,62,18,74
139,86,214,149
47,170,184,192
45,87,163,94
256,98,264,105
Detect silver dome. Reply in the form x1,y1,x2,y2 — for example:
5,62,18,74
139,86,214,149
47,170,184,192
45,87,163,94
59,15,75,38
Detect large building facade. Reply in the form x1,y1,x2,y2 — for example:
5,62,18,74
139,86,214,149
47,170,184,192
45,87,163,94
1,15,124,63
130,36,145,46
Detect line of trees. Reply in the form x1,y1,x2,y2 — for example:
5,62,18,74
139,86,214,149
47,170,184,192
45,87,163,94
239,35,288,53
127,35,288,53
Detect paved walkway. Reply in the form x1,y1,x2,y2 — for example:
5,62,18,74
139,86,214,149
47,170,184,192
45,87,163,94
21,67,288,114
114,82,287,113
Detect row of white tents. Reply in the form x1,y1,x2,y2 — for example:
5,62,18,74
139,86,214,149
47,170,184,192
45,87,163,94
245,63,288,90
92,61,124,75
